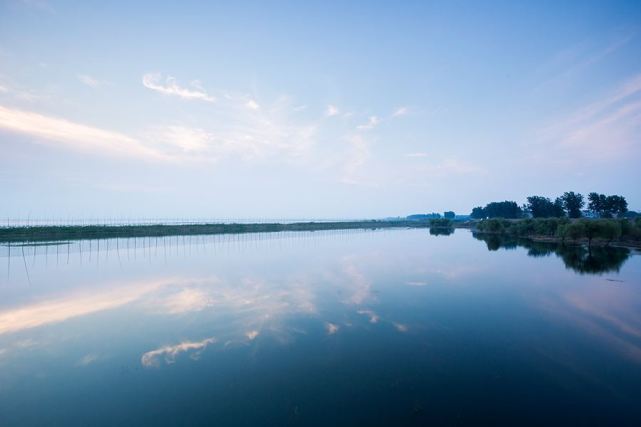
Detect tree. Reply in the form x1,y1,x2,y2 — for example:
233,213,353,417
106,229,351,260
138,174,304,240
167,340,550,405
553,197,566,217
443,211,455,219
483,201,523,219
526,196,564,218
561,192,584,218
588,193,628,218
527,196,549,218
470,207,486,219
588,192,603,216
606,195,628,218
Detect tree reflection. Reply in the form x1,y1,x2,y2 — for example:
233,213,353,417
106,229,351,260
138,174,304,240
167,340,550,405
429,227,455,236
472,233,631,275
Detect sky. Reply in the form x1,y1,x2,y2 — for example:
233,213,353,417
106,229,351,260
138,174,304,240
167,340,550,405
1,0,640,219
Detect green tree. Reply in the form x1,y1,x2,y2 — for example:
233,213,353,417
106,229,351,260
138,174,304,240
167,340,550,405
470,206,486,219
553,197,566,217
588,193,628,218
443,211,455,219
526,196,564,218
561,192,584,218
484,201,523,219
606,195,628,218
588,192,604,216
526,196,548,218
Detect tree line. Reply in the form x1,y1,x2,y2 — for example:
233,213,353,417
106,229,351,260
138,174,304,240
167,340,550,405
470,192,631,219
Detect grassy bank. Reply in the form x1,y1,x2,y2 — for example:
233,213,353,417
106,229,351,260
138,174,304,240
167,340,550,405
0,220,432,243
473,218,641,248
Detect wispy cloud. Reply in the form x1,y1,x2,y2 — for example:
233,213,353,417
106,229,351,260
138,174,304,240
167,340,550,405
405,152,428,158
77,74,108,88
392,107,408,117
539,72,641,161
357,116,379,131
141,337,216,367
357,309,380,323
393,322,408,332
160,288,213,314
0,83,47,102
142,73,215,102
146,125,212,153
0,105,166,161
77,353,100,366
534,32,635,91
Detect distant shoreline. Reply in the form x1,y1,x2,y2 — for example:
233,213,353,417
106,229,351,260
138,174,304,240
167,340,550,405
0,220,432,243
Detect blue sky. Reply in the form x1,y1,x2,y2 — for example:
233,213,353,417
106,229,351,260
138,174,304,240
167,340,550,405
1,0,640,219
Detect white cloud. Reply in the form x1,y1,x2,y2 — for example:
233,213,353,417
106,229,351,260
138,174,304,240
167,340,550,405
142,73,215,102
0,85,8,93
245,330,259,340
357,115,379,130
405,152,428,158
392,107,408,117
141,337,216,368
246,99,260,110
326,104,339,117
77,74,106,88
342,259,372,304
0,105,166,161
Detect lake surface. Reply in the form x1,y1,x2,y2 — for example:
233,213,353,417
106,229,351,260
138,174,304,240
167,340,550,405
1,229,640,426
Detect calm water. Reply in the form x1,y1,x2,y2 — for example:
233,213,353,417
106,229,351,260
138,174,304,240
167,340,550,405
1,229,640,426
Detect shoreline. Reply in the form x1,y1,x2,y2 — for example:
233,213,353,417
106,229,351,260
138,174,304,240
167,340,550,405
0,220,431,243
472,230,641,251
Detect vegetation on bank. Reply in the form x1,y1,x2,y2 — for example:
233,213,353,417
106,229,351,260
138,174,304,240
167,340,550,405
474,217,641,248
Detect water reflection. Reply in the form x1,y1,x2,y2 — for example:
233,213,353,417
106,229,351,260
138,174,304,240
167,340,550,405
429,227,454,236
472,233,632,274
0,229,640,425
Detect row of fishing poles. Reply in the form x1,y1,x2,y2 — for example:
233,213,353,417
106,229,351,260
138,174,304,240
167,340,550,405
1,227,403,283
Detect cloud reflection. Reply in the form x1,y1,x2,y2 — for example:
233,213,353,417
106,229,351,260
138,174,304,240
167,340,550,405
0,278,176,335
325,322,339,335
141,337,216,368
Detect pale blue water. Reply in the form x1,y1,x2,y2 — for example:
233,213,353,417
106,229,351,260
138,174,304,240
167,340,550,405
0,229,640,426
